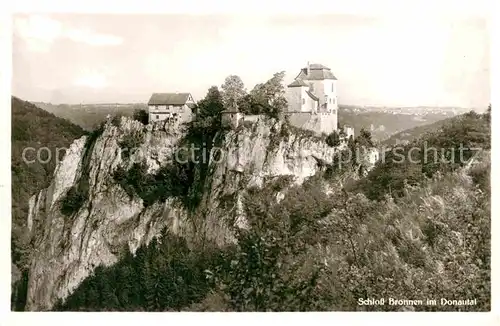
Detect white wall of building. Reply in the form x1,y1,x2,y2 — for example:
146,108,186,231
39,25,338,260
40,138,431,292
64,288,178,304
149,105,167,111
179,104,193,122
301,87,317,112
343,126,355,139
149,112,169,122
286,87,303,112
321,79,338,112
286,67,338,121
308,80,325,109
148,104,193,123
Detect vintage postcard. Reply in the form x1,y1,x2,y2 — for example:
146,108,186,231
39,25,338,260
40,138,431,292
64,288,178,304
8,8,491,317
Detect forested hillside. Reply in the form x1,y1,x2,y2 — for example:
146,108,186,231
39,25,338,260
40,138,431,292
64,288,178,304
356,110,490,200
53,108,490,312
11,97,86,309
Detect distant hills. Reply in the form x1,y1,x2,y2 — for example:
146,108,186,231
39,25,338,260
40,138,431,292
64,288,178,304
338,106,459,142
381,116,457,146
23,97,472,149
340,105,477,114
33,102,147,131
11,84,152,106
28,101,460,141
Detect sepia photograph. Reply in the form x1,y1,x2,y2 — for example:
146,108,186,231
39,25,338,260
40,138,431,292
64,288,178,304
9,10,491,314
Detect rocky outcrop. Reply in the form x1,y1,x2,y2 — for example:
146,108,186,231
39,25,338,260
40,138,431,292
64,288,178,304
24,116,373,311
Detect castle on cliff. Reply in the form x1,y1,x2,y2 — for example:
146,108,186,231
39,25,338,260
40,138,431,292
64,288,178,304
284,63,339,134
210,63,353,139
146,63,351,138
286,63,338,115
222,62,352,138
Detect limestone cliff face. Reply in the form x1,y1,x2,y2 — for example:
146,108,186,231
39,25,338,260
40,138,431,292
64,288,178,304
198,118,341,244
24,116,366,311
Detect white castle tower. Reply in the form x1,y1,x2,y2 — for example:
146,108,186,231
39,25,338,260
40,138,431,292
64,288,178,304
286,62,339,133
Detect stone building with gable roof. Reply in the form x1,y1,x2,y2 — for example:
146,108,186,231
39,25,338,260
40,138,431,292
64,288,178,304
147,92,196,124
285,62,339,134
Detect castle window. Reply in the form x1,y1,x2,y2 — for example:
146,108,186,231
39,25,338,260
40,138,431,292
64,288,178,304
332,83,334,92
329,98,332,104
156,115,159,119
302,98,305,105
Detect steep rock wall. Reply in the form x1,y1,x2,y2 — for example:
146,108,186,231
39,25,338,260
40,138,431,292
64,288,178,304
24,116,348,310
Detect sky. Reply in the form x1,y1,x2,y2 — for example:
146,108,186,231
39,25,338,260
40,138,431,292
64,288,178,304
12,13,490,108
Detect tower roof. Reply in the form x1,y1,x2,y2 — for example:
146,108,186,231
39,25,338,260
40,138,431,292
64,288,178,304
287,78,309,88
296,63,338,80
305,90,319,101
309,63,329,69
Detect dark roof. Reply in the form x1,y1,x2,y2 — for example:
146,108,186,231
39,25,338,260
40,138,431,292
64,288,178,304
148,93,193,105
287,79,309,87
306,91,319,101
309,63,329,69
296,64,337,80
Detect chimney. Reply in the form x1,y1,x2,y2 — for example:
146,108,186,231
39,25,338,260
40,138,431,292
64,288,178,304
306,61,310,75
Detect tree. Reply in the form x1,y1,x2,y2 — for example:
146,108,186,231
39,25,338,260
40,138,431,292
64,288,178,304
190,86,225,135
133,109,149,125
326,130,341,147
194,86,225,120
237,94,256,114
221,75,246,111
356,128,374,148
250,71,288,118
189,86,226,137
